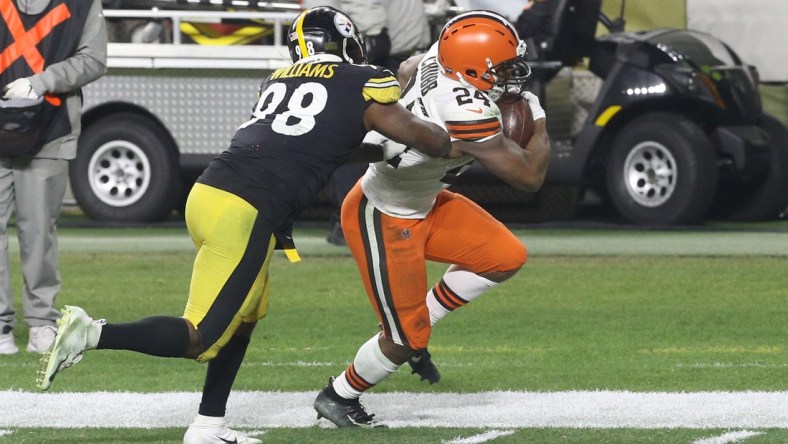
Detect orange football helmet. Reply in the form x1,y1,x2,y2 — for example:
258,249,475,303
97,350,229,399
438,10,530,100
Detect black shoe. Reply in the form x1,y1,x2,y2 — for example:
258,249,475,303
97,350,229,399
408,349,441,384
326,223,347,246
314,377,386,428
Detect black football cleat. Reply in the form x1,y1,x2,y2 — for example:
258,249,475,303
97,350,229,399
314,377,386,428
408,349,441,384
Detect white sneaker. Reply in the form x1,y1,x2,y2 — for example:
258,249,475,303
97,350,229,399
36,305,102,391
183,414,262,444
0,329,19,354
27,325,58,353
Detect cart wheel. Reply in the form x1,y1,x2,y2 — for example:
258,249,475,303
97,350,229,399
605,113,718,225
71,113,183,223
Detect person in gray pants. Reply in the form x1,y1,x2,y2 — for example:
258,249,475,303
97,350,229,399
0,0,107,354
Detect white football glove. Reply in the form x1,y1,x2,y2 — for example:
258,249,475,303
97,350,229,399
363,130,408,161
381,139,408,160
521,91,546,121
3,78,38,100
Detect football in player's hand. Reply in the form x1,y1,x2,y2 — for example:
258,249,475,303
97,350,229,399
498,94,535,148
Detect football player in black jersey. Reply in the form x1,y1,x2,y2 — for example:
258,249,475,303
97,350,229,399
36,6,450,443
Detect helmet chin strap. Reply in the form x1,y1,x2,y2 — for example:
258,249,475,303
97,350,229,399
342,40,351,63
487,86,504,102
483,58,505,101
455,71,472,88
342,38,364,64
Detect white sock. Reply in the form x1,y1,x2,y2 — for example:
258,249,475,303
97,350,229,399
333,333,400,400
426,267,496,326
191,413,225,426
86,319,105,350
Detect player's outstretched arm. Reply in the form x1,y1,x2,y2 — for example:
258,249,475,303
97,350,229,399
364,101,451,158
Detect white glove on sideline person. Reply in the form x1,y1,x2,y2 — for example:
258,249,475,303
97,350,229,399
3,78,39,100
522,91,546,121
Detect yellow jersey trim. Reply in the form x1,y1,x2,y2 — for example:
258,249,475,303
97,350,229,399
362,75,401,103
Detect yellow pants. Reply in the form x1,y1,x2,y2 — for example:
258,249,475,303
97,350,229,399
183,183,276,362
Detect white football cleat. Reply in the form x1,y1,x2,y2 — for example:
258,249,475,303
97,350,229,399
36,305,101,390
183,414,262,444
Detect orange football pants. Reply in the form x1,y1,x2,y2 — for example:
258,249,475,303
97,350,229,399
341,182,527,350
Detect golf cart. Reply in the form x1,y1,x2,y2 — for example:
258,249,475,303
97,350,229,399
517,0,788,225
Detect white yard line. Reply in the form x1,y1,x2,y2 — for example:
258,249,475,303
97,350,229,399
443,430,516,443
692,430,763,444
676,362,788,369
1,391,786,429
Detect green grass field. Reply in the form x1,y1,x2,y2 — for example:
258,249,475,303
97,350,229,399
0,222,787,443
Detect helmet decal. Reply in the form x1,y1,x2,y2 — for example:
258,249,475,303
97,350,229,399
333,13,355,38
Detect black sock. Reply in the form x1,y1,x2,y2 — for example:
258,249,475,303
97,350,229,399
97,316,190,358
198,335,250,417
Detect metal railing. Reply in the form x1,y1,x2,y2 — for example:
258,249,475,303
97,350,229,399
103,9,300,69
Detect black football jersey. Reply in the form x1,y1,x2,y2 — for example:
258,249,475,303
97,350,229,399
197,59,399,232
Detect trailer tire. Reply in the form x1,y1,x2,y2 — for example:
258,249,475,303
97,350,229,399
605,113,718,225
71,113,182,223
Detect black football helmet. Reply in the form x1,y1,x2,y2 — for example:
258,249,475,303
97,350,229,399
287,7,367,64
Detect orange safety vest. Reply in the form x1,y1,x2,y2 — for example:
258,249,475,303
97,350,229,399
0,0,90,144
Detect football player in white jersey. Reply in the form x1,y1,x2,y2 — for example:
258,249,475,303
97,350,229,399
313,10,550,427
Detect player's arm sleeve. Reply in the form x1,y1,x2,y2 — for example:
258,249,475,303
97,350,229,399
440,98,503,143
362,68,401,104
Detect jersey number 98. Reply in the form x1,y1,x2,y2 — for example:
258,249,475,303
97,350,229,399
239,82,328,136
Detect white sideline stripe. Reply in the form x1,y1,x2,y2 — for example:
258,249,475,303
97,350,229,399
0,430,13,437
443,430,515,443
692,430,763,444
1,391,787,429
14,231,788,257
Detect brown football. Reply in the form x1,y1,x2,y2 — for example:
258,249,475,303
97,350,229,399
498,94,535,148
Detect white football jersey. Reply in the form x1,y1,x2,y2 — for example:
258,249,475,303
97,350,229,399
361,43,504,218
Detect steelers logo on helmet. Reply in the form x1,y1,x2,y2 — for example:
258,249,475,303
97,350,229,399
286,6,367,64
333,13,355,38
